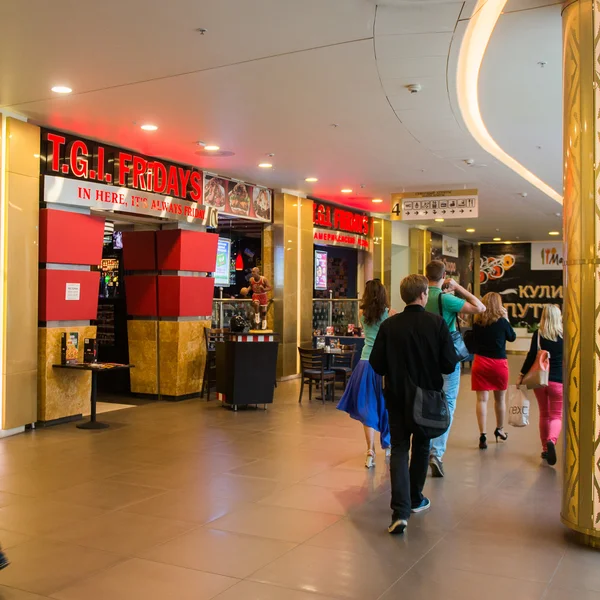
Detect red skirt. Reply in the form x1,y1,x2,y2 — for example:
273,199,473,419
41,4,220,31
471,355,509,391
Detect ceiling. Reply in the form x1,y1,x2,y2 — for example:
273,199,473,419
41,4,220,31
0,0,563,241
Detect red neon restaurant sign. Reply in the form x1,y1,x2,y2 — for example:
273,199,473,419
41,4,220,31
41,129,203,202
313,202,371,237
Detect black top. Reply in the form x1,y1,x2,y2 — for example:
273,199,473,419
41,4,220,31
369,305,458,416
521,331,563,383
471,319,516,359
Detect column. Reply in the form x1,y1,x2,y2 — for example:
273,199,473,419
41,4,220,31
372,219,392,299
562,0,600,546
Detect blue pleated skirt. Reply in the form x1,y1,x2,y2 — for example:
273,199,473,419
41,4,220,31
336,359,390,448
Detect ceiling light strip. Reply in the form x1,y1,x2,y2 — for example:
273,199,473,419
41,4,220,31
456,0,563,205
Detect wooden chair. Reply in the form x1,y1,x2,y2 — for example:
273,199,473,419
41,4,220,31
331,345,356,390
201,328,228,401
297,347,335,404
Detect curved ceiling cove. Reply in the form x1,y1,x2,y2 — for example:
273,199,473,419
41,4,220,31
456,0,563,204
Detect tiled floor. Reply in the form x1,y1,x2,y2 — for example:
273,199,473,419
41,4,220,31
0,362,597,599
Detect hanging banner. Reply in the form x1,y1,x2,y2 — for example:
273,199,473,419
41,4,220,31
203,173,272,223
391,189,478,221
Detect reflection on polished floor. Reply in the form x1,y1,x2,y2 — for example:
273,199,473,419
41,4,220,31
0,365,596,600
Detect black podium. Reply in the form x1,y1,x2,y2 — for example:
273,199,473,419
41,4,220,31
216,333,278,410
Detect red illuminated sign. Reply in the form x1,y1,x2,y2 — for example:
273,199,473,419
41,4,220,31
313,202,371,237
41,129,203,202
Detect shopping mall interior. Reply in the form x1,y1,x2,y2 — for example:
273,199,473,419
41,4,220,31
0,0,597,597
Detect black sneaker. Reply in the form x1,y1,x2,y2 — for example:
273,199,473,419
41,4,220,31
429,456,445,478
0,550,10,570
388,516,407,535
546,441,557,466
411,497,431,514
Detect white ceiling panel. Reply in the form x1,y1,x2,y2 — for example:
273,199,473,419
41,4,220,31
375,32,453,59
386,77,449,110
377,56,448,79
375,3,463,35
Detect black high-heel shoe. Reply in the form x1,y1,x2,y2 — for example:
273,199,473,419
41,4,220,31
494,428,508,443
479,434,487,450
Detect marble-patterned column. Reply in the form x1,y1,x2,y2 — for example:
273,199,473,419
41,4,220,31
561,0,600,546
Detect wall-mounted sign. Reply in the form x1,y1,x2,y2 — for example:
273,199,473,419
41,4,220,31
313,228,370,250
215,238,232,287
44,175,217,226
65,283,81,301
442,235,459,258
530,242,563,270
313,202,371,236
391,189,478,221
204,173,272,223
314,250,328,290
41,129,203,202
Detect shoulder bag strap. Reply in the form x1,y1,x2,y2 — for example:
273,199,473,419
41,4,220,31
437,292,443,316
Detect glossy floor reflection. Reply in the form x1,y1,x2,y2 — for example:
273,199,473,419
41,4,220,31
0,363,596,599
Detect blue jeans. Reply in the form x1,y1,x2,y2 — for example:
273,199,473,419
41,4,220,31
430,362,461,460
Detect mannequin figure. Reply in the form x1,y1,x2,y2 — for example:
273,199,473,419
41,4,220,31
241,267,272,330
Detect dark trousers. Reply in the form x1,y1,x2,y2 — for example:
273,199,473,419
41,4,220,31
389,416,431,519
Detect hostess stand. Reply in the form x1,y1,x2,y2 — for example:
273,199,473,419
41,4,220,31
216,315,279,411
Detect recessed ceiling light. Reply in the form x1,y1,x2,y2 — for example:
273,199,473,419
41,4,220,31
493,237,501,241
258,163,273,168
549,231,560,236
51,85,72,94
341,189,352,194
140,124,158,131
466,228,475,233
434,218,444,222
372,198,383,204
204,145,220,151
305,177,318,182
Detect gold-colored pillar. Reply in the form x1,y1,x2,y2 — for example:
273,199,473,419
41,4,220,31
561,0,600,546
272,193,313,379
409,228,431,275
0,117,39,430
372,219,392,299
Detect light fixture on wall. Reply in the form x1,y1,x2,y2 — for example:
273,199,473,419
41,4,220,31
235,251,244,271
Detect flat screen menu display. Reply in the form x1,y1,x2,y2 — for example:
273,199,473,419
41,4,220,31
215,238,232,287
315,250,328,290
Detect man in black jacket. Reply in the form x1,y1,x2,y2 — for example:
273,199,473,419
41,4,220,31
370,274,458,534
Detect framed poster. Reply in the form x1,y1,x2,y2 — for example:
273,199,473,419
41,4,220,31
442,235,459,258
315,250,328,290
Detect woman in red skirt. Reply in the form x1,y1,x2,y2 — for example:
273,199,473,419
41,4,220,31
470,292,516,449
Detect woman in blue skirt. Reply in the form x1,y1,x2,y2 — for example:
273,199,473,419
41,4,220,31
338,279,394,468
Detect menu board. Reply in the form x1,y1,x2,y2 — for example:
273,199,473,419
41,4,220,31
315,250,328,290
96,304,116,346
204,174,272,223
215,238,231,287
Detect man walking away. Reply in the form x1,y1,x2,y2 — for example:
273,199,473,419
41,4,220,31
425,260,485,478
370,275,458,535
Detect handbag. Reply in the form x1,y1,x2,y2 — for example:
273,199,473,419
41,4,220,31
463,329,476,354
508,384,530,427
438,293,470,362
412,383,450,440
522,333,550,389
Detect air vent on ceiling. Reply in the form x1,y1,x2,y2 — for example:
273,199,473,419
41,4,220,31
195,149,235,157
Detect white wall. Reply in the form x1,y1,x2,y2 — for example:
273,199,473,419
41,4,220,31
390,221,411,312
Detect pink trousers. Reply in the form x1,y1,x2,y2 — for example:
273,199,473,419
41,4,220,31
534,382,563,451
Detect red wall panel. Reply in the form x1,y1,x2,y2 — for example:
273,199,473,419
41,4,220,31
39,270,100,321
124,275,158,317
156,230,219,272
158,276,215,317
122,231,156,271
39,209,105,265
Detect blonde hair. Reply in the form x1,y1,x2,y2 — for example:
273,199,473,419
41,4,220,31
539,304,563,341
474,292,504,327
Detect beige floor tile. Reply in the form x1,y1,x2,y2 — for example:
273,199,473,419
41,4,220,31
0,498,106,536
0,528,33,549
302,466,390,491
45,509,194,555
43,480,166,510
250,544,407,599
51,558,237,600
123,488,246,525
141,528,296,578
378,563,547,600
0,585,52,600
551,545,600,592
545,588,600,600
202,474,287,502
259,483,371,515
228,458,330,483
214,580,341,600
0,538,122,596
210,504,340,543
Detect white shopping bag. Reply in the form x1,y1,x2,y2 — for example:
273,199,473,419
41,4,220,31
508,385,530,428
